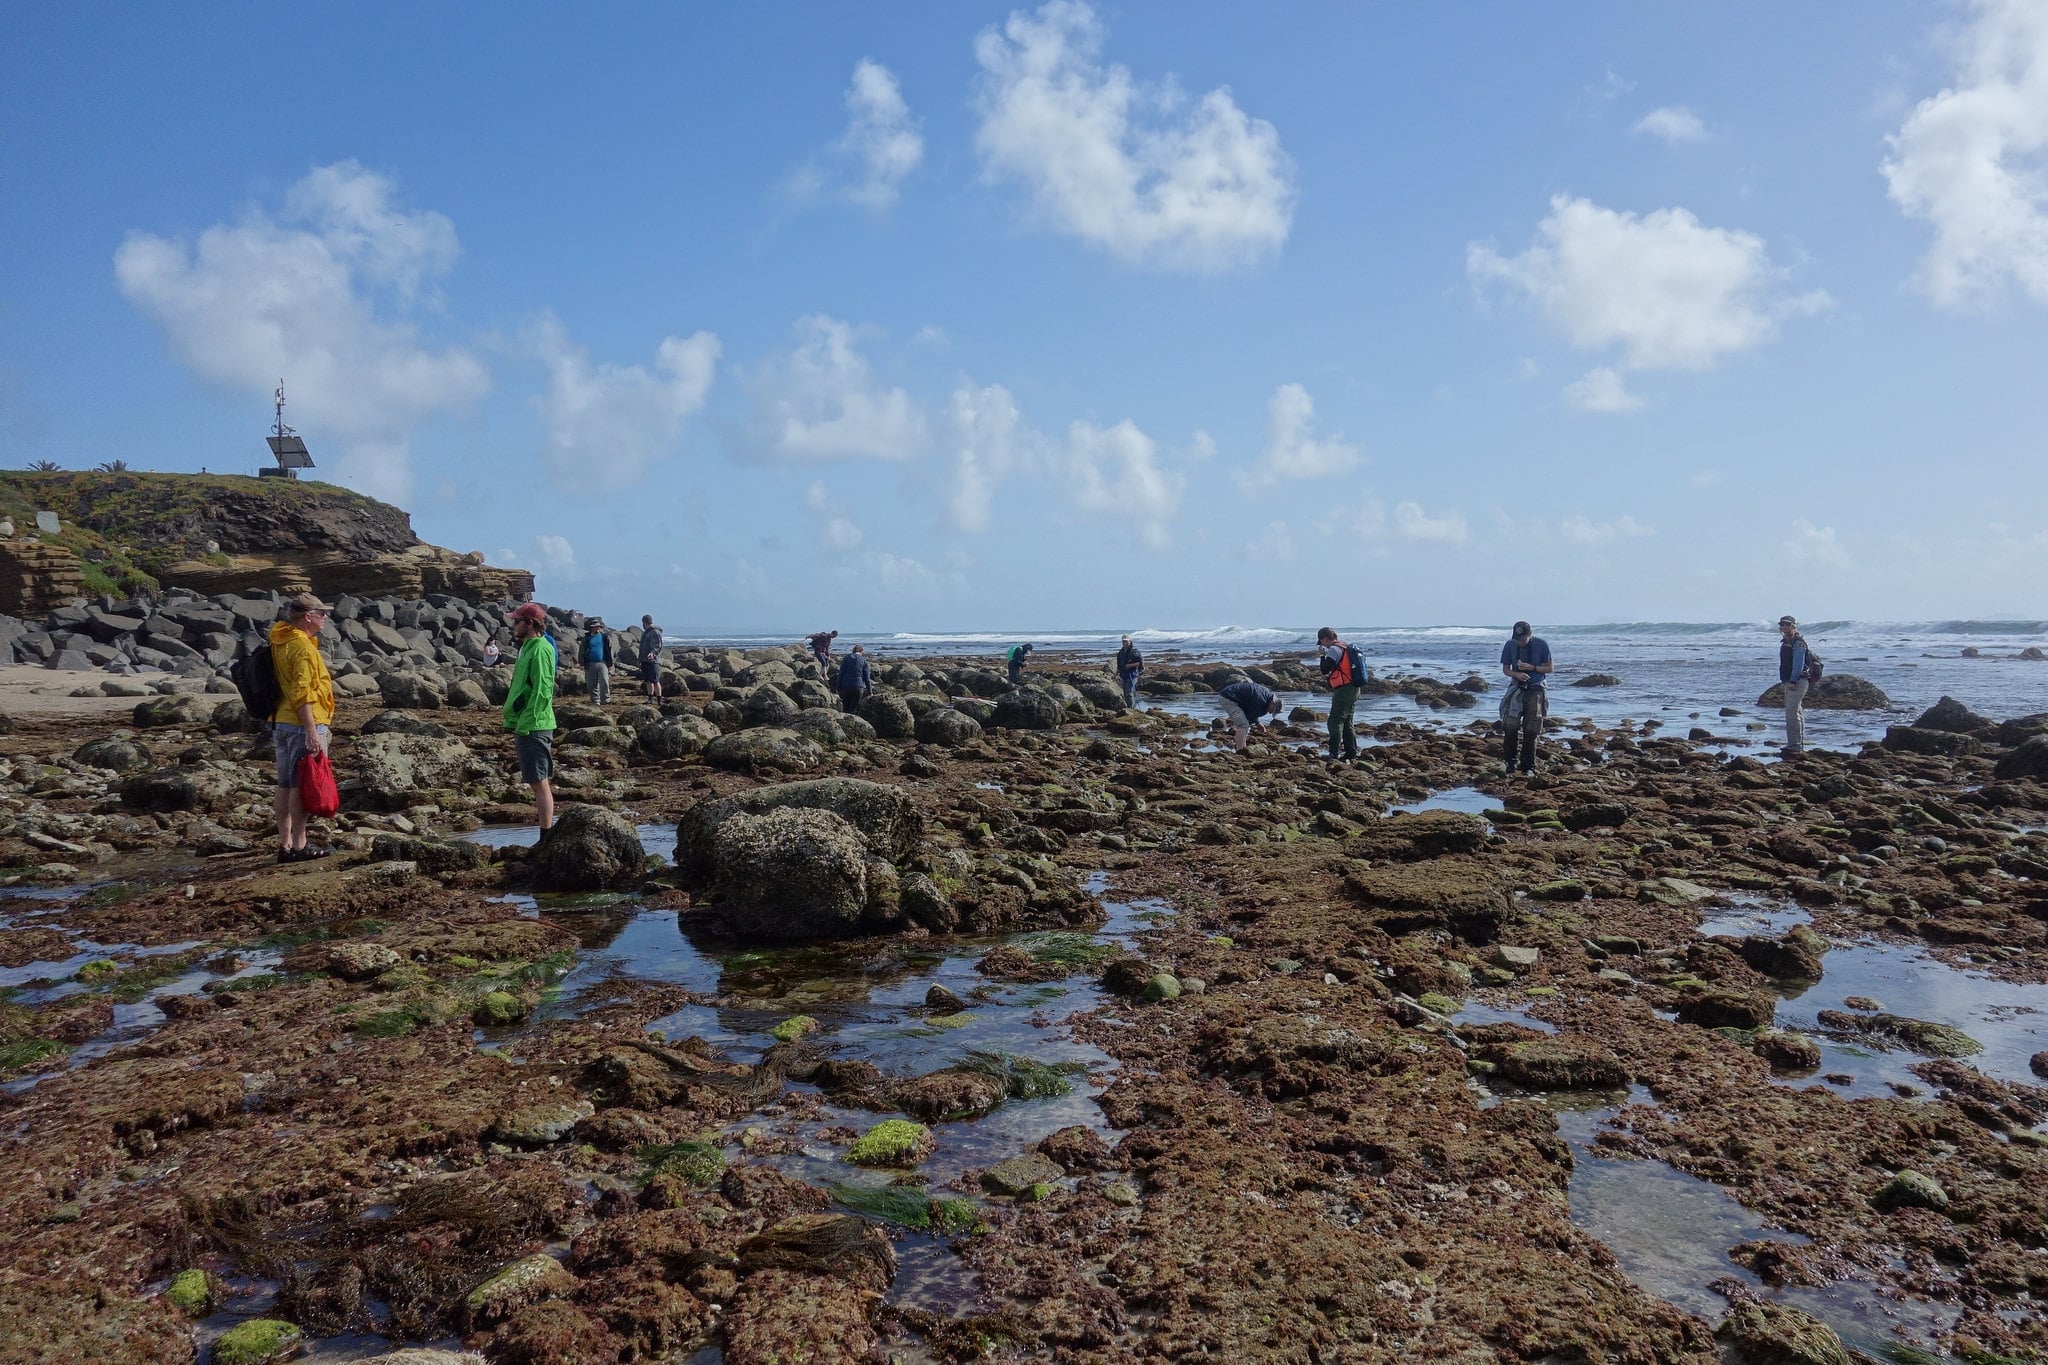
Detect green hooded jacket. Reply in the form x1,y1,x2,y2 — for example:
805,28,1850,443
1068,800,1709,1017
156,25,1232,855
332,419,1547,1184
502,635,557,735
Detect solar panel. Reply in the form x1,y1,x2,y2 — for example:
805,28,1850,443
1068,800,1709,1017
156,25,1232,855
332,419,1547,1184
267,435,314,469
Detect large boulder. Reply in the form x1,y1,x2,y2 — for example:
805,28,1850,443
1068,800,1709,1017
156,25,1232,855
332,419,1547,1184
1344,859,1511,938
706,807,874,939
742,685,800,728
355,733,491,807
954,667,1010,698
445,677,491,709
859,693,915,740
377,670,447,709
74,737,152,773
991,687,1063,730
1755,675,1889,709
553,703,610,731
1914,696,1991,733
1349,810,1487,861
914,708,983,747
676,777,922,883
703,728,823,774
1994,736,2048,783
1072,678,1127,713
1880,726,1980,758
789,679,836,711
787,707,851,747
636,714,721,759
735,660,800,691
530,806,647,890
120,763,243,813
132,694,211,728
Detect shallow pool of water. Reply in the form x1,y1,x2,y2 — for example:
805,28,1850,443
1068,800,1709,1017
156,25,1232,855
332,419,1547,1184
1391,786,1497,817
463,822,678,863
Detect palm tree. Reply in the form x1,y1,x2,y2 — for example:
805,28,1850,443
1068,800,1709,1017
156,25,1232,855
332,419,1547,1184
94,459,128,473
30,459,59,471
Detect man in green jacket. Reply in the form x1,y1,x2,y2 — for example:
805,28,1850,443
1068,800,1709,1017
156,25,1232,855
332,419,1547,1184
503,602,558,831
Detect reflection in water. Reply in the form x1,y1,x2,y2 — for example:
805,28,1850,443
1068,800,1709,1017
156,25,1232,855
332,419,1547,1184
1391,786,1496,817
464,823,678,864
1550,1090,1959,1355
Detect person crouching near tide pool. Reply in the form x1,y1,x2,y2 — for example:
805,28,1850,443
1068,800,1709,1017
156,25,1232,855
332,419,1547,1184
270,591,335,863
1317,626,1367,765
1116,635,1144,707
1007,642,1033,686
1216,678,1284,752
1499,620,1552,776
504,602,558,832
836,643,871,714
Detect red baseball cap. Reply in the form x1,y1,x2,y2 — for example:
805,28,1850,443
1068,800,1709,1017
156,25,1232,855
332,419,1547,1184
508,602,547,626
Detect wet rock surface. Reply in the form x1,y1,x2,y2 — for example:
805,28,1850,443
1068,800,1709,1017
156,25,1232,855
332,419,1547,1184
4,644,2048,1361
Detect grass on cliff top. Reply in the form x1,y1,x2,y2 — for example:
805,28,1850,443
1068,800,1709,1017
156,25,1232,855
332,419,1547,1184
0,469,407,594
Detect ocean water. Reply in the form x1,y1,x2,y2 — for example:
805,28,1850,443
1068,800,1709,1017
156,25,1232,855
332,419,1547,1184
669,621,2048,751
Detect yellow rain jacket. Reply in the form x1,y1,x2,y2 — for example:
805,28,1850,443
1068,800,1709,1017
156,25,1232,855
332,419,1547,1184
269,620,335,726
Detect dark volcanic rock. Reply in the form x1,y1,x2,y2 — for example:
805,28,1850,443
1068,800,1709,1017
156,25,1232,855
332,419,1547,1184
704,808,877,939
913,707,982,746
1881,726,1981,758
1348,810,1487,861
674,778,921,884
991,687,1063,730
1756,675,1889,710
1994,736,2048,783
858,693,914,739
1913,696,1991,732
530,806,648,890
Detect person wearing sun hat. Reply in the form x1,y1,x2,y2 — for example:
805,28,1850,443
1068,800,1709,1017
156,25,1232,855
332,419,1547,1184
269,591,335,862
503,601,559,831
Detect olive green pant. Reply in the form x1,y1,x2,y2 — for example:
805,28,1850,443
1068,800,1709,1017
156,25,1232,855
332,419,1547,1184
1328,684,1360,759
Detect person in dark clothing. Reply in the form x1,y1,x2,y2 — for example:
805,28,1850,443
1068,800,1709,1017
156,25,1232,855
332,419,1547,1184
1777,615,1816,757
1217,679,1284,751
577,619,611,704
639,615,664,702
805,629,838,673
1006,642,1033,686
1499,621,1553,775
1317,626,1367,764
1115,635,1144,707
836,644,871,713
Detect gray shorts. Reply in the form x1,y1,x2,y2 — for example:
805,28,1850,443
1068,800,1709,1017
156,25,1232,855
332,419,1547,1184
273,723,330,788
516,730,555,784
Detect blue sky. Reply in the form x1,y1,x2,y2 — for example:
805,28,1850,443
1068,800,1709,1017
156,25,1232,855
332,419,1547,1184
2,1,2045,632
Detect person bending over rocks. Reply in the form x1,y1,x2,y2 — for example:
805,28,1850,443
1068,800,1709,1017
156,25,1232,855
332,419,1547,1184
1116,635,1144,707
1777,614,1819,758
577,618,611,704
1216,678,1284,752
1500,620,1552,776
1007,641,1034,686
1317,626,1368,765
639,614,664,702
836,643,871,714
505,602,559,832
270,591,335,863
805,628,838,673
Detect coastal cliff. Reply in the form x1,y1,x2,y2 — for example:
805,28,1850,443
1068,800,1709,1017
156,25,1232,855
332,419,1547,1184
0,471,533,613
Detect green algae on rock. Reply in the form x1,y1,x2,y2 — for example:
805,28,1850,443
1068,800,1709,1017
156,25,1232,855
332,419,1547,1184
462,1253,578,1330
470,990,527,1027
846,1119,933,1167
769,1014,818,1043
162,1268,215,1317
213,1318,303,1365
1712,1301,1851,1365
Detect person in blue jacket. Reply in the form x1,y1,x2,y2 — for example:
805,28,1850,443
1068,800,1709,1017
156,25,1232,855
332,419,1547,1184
1777,615,1816,758
577,618,612,704
1217,678,1284,752
836,644,872,714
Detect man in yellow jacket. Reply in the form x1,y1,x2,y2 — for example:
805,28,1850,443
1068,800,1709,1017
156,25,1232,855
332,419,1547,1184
270,592,336,863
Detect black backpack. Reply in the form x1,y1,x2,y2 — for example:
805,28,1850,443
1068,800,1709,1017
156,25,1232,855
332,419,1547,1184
231,644,282,722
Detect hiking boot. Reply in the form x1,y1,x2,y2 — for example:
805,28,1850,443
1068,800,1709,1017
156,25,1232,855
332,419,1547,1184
276,847,299,864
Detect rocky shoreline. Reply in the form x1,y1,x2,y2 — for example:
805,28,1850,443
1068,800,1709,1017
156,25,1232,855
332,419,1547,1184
4,623,2048,1364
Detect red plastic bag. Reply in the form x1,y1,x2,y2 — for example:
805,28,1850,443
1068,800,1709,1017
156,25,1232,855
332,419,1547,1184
298,750,340,818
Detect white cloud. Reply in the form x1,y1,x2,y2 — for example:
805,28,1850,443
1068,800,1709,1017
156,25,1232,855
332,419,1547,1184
944,381,1033,531
114,160,490,503
1058,418,1183,546
1783,519,1853,570
861,550,949,596
802,480,866,551
1573,67,1637,115
747,315,926,461
1561,513,1654,544
1632,105,1709,145
1563,366,1644,413
1468,194,1827,374
534,533,577,577
1882,0,2048,308
1244,383,1360,484
1392,500,1469,544
972,0,1294,272
788,60,925,213
529,314,718,493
